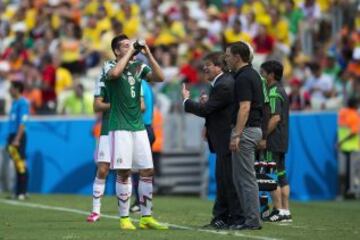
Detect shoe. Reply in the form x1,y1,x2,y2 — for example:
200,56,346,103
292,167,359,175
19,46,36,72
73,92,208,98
130,203,141,213
119,217,136,230
139,216,168,230
263,208,280,222
203,219,228,230
228,218,245,229
17,194,26,201
87,212,100,222
280,214,293,223
230,224,262,231
260,205,270,220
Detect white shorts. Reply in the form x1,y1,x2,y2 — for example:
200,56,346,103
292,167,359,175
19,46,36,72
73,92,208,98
96,135,111,163
109,130,153,170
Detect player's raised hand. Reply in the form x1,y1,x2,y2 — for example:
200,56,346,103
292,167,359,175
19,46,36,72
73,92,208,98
182,83,190,99
141,41,151,57
199,89,208,104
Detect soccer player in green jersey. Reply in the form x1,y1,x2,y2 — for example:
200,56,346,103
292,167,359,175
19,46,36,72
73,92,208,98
87,70,111,222
103,34,167,230
259,60,291,223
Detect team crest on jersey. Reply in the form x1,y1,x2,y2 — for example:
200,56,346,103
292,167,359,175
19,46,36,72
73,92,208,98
128,76,136,85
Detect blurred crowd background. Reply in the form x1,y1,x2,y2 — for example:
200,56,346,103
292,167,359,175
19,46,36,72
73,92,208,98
0,0,359,116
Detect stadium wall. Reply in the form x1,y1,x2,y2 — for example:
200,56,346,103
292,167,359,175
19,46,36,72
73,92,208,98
0,113,338,200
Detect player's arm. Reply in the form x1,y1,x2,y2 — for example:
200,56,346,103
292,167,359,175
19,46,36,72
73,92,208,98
12,125,25,147
12,102,29,147
142,44,164,82
141,97,146,112
267,94,282,135
267,114,281,135
107,43,136,80
93,97,110,113
140,83,146,112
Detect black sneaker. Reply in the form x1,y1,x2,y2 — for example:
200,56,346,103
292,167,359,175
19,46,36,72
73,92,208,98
280,214,293,223
202,219,228,230
263,209,280,222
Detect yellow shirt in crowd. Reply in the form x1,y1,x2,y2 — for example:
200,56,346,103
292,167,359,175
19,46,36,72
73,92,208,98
55,67,73,95
224,28,252,44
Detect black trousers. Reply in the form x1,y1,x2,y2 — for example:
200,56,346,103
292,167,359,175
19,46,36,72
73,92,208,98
212,152,242,223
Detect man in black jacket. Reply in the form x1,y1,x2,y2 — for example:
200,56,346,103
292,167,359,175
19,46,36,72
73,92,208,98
182,52,242,229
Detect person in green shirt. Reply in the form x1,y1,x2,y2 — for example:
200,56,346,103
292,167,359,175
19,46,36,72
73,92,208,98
62,83,93,115
284,0,304,41
103,34,167,230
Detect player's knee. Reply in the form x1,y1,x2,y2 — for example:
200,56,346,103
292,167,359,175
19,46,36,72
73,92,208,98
97,165,109,179
117,169,131,179
139,168,154,177
277,172,288,187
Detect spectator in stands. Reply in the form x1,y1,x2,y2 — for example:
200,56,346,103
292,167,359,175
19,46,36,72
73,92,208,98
22,61,42,115
284,0,304,43
62,83,93,115
288,78,311,111
304,62,334,109
23,80,42,115
240,11,259,39
59,21,84,74
253,24,275,56
39,54,57,114
223,19,252,46
0,60,10,115
334,70,353,106
0,0,358,116
54,56,73,97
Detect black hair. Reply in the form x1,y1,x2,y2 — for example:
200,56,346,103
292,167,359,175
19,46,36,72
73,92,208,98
11,81,24,93
203,51,225,68
260,60,284,81
111,34,129,55
347,97,359,109
227,41,251,63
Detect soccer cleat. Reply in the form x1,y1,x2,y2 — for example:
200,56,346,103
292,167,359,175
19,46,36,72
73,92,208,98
139,216,168,230
87,212,100,222
119,217,136,230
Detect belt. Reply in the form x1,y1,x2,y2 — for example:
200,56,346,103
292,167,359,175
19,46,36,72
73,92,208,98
245,123,261,128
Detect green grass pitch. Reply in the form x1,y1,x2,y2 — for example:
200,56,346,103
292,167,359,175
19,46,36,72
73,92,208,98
0,194,359,240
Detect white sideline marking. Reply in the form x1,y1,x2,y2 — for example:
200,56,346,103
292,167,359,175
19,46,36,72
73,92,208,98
0,199,280,240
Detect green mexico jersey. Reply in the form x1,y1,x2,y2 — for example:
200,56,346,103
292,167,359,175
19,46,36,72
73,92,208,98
94,68,110,135
103,60,151,131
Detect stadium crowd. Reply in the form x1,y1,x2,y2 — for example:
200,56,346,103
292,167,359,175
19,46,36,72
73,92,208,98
0,0,359,116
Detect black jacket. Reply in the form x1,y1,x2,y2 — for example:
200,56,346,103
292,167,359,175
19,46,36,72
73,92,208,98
184,73,234,156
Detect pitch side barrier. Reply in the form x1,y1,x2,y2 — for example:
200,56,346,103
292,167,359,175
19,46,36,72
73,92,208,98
0,112,339,200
